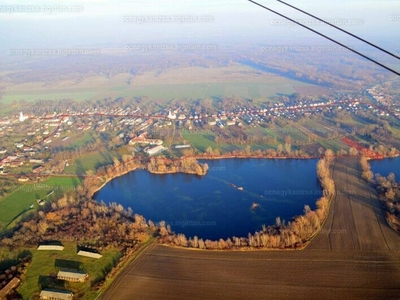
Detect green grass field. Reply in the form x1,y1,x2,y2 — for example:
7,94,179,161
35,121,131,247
53,131,97,150
334,117,365,129
182,133,220,153
302,120,332,139
0,177,80,231
64,149,124,174
1,64,319,104
247,85,262,98
318,139,349,152
250,144,277,151
280,126,310,142
389,127,400,139
17,241,121,299
1,91,97,104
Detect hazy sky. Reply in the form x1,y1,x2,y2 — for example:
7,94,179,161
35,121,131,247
0,0,399,55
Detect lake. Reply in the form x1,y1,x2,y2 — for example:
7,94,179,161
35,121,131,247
94,159,322,240
370,157,400,180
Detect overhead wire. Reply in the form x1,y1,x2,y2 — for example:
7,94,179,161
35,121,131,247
248,0,400,76
276,0,400,61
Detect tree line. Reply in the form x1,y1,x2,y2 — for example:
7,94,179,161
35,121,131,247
158,149,335,250
360,156,400,232
78,154,209,199
1,150,334,256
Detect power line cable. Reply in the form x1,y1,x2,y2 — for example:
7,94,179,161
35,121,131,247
276,0,400,61
248,0,400,76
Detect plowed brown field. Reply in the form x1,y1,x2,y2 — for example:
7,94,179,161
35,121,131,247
99,158,400,300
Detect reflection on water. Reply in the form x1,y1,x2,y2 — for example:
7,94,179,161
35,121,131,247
370,157,400,180
94,159,321,240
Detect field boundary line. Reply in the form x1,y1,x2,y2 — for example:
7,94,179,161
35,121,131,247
96,238,156,300
300,158,336,249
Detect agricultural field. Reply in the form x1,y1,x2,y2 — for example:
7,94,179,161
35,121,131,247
317,139,349,153
113,78,316,102
51,131,96,149
100,246,400,300
293,85,332,96
64,149,126,175
275,125,310,143
0,177,80,231
99,158,400,299
301,119,337,139
309,157,400,251
182,132,220,153
0,64,322,104
1,91,97,104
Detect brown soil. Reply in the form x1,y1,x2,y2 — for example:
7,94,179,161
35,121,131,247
99,158,400,300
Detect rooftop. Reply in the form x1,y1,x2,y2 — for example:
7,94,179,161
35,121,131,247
39,289,73,300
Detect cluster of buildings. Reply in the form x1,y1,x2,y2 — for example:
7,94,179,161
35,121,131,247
366,85,400,118
128,131,165,156
163,96,351,128
36,244,102,299
367,85,394,107
1,89,398,176
162,91,399,130
0,244,103,300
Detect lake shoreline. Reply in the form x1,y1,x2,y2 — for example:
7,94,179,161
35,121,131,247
90,155,316,198
93,156,324,241
90,153,397,199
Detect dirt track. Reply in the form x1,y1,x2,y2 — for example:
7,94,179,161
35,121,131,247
99,158,400,300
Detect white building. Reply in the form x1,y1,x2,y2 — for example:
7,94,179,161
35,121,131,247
37,245,64,251
19,112,28,122
174,144,191,149
145,145,165,156
77,250,102,259
40,289,73,300
57,270,89,282
167,111,177,119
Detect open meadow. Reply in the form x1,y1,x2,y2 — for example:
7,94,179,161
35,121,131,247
0,64,324,104
0,177,80,231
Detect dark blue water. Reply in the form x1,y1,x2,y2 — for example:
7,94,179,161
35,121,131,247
370,157,400,180
94,159,322,240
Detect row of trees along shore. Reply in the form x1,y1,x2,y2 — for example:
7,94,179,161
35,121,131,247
0,193,153,250
0,155,208,249
360,157,400,232
1,151,334,253
78,155,208,198
158,149,335,250
0,191,156,292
